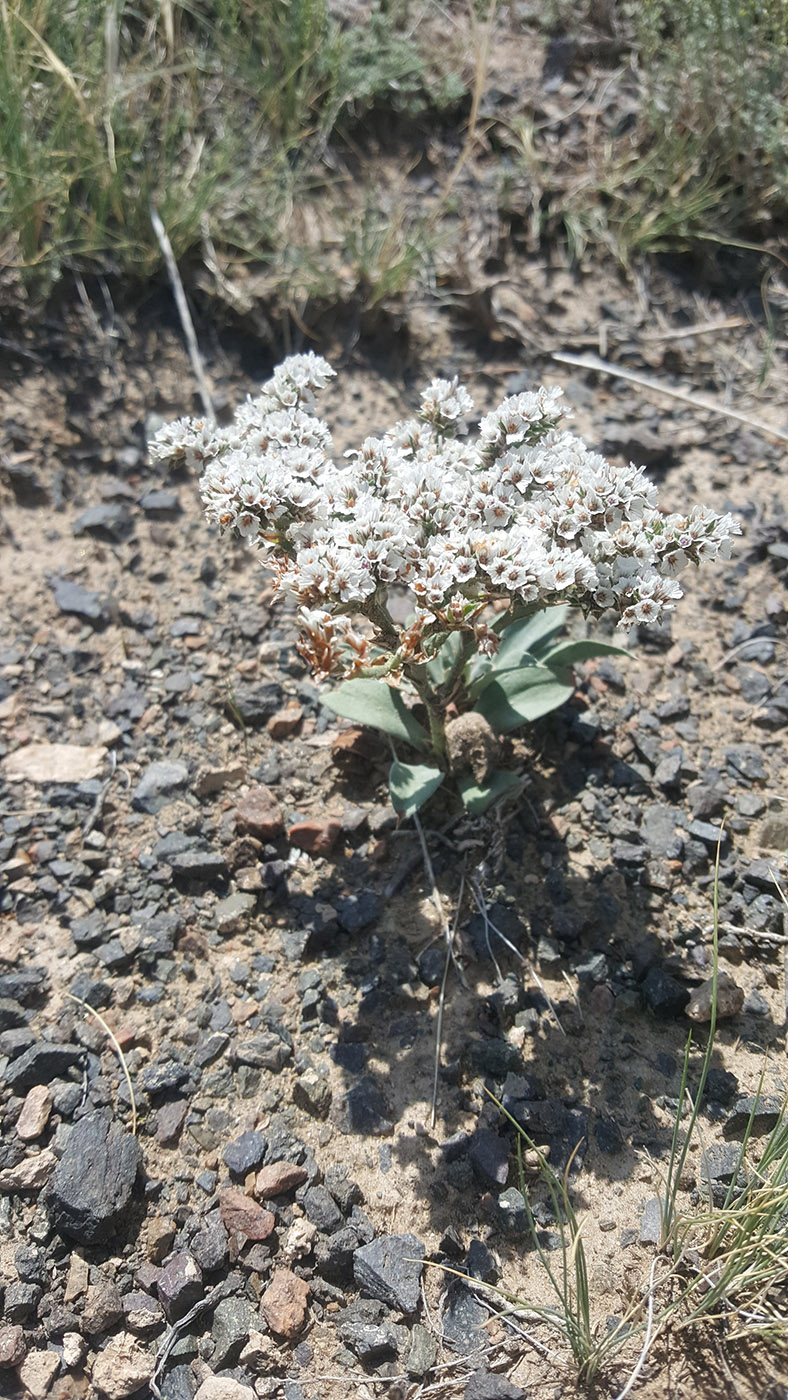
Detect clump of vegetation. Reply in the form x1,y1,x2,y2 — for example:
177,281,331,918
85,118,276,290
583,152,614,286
519,0,788,263
151,352,738,815
478,851,788,1390
0,0,466,295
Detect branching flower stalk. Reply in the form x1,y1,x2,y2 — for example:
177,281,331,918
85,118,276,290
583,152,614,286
152,352,740,811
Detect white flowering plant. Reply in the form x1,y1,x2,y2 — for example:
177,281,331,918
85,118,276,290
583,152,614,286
152,353,739,816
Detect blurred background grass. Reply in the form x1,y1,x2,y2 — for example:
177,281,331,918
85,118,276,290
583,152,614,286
0,0,786,315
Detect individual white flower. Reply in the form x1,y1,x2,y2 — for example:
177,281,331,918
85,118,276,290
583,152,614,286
419,376,474,432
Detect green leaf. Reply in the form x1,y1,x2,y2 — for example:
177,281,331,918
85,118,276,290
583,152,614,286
389,761,445,817
459,769,522,814
466,607,569,700
324,679,428,749
540,639,629,674
425,631,463,688
494,605,568,655
474,666,574,734
463,654,494,698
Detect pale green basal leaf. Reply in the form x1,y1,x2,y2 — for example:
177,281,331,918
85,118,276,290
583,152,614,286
324,678,428,749
425,630,463,688
458,769,522,814
474,666,574,734
540,638,629,674
463,654,494,698
494,605,568,656
466,606,569,700
389,761,445,817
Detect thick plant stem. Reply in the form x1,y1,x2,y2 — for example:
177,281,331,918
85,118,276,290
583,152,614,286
406,665,447,764
424,697,447,764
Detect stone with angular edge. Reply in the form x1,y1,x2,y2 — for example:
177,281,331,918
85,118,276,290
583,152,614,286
91,1333,154,1398
267,706,304,739
46,1111,142,1244
218,1187,275,1241
3,743,107,785
0,1150,57,1193
50,577,107,624
288,818,342,856
234,786,284,840
194,1379,256,1400
686,971,744,1023
464,1371,526,1399
17,1349,60,1398
261,1268,310,1338
254,1161,308,1198
222,1130,268,1176
0,1324,26,1367
156,1253,202,1322
131,760,189,814
17,1085,54,1141
353,1234,425,1314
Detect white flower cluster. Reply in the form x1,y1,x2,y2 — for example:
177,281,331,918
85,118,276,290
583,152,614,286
152,353,739,681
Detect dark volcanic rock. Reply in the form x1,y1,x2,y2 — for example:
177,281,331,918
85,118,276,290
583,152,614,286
73,503,134,541
223,1131,268,1176
232,682,285,727
4,460,49,505
169,848,228,881
50,576,108,625
442,1283,489,1355
4,1042,84,1092
465,1372,527,1399
302,1184,343,1235
641,966,690,1017
468,1131,509,1191
131,760,189,814
157,1252,203,1322
353,1233,425,1314
331,1077,393,1136
46,1110,142,1244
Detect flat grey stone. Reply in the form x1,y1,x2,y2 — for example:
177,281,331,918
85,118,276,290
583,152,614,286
51,577,107,625
132,761,189,813
353,1233,425,1314
639,1197,663,1245
465,1371,526,1399
441,1284,488,1355
47,1110,142,1244
5,1042,83,1091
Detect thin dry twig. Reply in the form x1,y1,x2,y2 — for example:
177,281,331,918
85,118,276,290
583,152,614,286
150,1279,235,1399
65,993,137,1136
430,854,468,1130
552,350,788,446
641,315,748,342
610,1255,662,1400
469,876,566,1034
82,748,118,837
150,205,215,421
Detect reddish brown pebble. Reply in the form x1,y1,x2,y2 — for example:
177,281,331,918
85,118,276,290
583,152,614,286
261,1268,310,1338
266,706,303,739
288,818,342,857
588,984,614,1017
686,971,744,1023
254,1162,309,1198
218,1187,275,1241
234,787,284,841
16,1085,53,1142
0,1324,26,1368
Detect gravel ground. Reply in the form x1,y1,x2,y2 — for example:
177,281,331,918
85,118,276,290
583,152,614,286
0,262,787,1400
